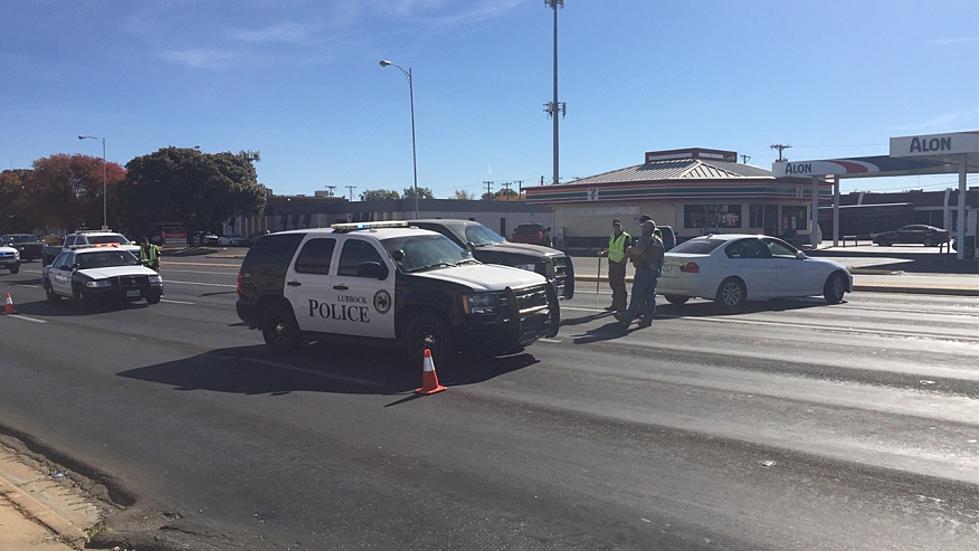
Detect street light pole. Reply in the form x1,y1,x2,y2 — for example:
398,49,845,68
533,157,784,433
78,135,107,230
545,0,565,186
379,60,419,219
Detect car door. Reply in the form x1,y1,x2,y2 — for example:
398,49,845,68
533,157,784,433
722,238,776,299
51,252,74,295
283,236,338,334
764,238,810,295
323,236,396,339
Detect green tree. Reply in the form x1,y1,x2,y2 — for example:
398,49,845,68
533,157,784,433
360,189,401,201
481,191,495,201
121,147,268,233
453,189,475,200
402,186,434,199
0,169,32,233
494,188,521,201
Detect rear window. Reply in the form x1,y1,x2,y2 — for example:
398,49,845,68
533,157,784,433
515,224,543,233
88,235,130,245
669,238,725,254
242,233,305,276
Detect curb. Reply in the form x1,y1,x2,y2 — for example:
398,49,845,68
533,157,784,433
0,465,91,547
573,276,979,297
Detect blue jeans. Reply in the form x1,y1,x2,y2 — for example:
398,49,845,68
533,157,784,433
625,267,658,324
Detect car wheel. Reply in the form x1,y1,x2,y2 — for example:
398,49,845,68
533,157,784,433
716,278,746,309
823,272,847,305
45,284,60,303
261,303,303,353
664,295,690,305
9,265,19,274
73,285,90,311
146,292,162,305
404,313,457,369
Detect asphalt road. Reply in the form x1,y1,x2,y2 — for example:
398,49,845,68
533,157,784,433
1,256,978,550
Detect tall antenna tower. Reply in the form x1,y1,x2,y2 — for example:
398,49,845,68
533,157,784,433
544,0,566,186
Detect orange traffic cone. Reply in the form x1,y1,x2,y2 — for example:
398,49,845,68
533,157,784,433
414,347,447,396
3,292,16,315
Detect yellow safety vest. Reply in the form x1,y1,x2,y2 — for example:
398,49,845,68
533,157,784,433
608,232,630,263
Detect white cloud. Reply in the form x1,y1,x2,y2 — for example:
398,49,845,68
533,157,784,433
233,22,314,44
929,36,979,46
157,48,237,69
891,107,979,132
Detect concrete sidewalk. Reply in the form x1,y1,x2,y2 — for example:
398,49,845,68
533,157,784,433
0,496,74,550
571,256,979,296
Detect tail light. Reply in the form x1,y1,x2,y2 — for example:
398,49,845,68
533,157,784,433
679,261,700,273
236,271,244,296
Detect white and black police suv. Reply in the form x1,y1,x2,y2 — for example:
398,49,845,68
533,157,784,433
235,221,561,365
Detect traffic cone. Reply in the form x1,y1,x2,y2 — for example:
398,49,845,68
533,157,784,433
3,292,16,315
414,347,447,396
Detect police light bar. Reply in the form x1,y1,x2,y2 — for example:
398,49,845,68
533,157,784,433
331,221,409,232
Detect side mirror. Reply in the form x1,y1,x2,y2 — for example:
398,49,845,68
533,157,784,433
390,249,406,262
357,261,388,280
795,251,806,260
466,242,477,253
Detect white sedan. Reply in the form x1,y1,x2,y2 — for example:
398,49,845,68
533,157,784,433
657,234,852,308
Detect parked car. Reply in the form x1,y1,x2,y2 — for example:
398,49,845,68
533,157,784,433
657,234,852,308
510,223,552,247
0,234,44,261
657,225,677,251
202,233,220,246
42,230,142,266
409,219,574,299
872,224,949,246
42,247,163,309
218,235,247,247
0,239,20,273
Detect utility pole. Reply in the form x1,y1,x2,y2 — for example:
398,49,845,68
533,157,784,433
770,144,791,162
326,185,337,197
514,179,524,199
544,0,566,186
740,154,751,165
501,181,513,201
483,180,494,199
345,185,357,201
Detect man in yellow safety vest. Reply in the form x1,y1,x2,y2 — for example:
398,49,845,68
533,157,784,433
140,237,161,272
599,218,631,312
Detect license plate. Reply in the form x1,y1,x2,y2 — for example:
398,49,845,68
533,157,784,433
126,290,141,298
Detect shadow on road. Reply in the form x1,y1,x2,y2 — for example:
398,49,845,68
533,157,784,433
117,341,538,397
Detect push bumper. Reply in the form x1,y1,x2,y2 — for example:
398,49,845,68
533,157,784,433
460,283,560,353
85,283,162,302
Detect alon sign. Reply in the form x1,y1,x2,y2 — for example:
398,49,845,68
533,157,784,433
890,131,979,158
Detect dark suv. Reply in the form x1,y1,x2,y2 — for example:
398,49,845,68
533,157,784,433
1,234,44,261
409,219,574,299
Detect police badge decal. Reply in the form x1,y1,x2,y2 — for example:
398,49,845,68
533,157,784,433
373,289,392,314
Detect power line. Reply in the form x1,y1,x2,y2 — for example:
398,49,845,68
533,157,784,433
770,144,792,162
345,185,357,201
483,180,494,197
740,154,751,164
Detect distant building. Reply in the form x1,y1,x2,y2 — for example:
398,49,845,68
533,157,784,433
224,195,552,239
820,187,978,234
524,147,829,248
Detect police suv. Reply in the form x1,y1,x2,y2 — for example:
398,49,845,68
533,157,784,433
235,221,561,365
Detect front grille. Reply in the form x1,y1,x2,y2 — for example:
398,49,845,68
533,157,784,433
513,285,548,313
112,275,149,288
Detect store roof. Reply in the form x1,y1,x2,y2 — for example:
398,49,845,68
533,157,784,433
565,150,775,187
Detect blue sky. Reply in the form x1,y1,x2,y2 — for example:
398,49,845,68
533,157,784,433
2,0,977,197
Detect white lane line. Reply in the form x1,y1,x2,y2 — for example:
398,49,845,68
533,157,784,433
539,338,562,343
13,284,40,288
238,357,383,388
164,269,239,276
165,280,236,288
164,261,240,268
4,314,46,324
161,298,195,305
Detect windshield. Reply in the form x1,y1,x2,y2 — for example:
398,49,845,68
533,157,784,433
88,235,131,245
382,234,476,273
463,224,505,247
76,250,141,269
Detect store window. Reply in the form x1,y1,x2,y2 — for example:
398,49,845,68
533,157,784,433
749,205,764,228
684,204,742,229
781,206,808,231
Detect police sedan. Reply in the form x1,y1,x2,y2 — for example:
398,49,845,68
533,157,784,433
42,247,163,309
657,234,852,308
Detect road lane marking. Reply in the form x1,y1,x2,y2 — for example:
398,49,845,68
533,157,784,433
163,261,241,268
161,299,195,305
165,280,236,288
13,284,40,288
4,314,46,324
539,338,562,343
238,357,384,388
163,269,239,276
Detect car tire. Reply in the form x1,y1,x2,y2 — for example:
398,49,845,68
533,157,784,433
261,303,303,353
403,313,457,369
823,272,847,305
45,284,60,303
9,265,19,274
664,295,690,305
716,278,746,309
73,285,90,312
146,292,162,305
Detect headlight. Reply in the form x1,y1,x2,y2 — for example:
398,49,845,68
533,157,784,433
12,251,19,260
149,274,163,284
462,293,501,315
85,279,111,288
515,263,537,272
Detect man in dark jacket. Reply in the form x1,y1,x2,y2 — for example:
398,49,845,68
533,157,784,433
617,219,664,329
